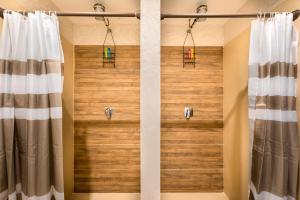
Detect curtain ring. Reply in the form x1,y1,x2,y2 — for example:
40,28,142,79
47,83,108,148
22,10,26,19
259,11,263,20
257,11,260,20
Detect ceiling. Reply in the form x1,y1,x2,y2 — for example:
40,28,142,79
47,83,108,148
50,0,250,25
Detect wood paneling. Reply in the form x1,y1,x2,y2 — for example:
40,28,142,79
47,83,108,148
161,46,223,192
74,45,140,122
74,46,140,193
161,169,223,192
74,45,223,193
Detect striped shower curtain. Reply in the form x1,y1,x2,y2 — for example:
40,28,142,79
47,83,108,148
0,11,64,200
248,13,299,200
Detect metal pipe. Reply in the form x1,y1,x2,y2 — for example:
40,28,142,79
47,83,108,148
0,8,299,21
162,10,300,20
0,9,139,18
57,11,138,17
163,13,269,19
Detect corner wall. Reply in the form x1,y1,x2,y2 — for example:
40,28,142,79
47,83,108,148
223,29,250,200
61,37,75,200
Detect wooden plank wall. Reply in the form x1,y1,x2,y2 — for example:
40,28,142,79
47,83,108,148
74,46,140,192
161,46,223,192
74,45,223,193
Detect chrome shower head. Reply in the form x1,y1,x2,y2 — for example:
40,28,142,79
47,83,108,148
93,2,105,21
196,1,208,22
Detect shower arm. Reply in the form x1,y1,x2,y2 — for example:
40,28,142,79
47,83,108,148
0,8,299,21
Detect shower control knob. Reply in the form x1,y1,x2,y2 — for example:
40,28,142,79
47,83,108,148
184,106,193,120
104,106,113,120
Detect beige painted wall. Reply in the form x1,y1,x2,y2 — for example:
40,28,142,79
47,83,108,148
73,23,224,46
161,23,223,46
223,0,300,200
223,28,250,200
61,37,74,200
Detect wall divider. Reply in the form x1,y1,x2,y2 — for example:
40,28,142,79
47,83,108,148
140,0,161,200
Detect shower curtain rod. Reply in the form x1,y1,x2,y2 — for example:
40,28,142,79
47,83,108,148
0,8,299,21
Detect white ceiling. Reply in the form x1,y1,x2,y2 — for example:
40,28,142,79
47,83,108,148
50,0,249,25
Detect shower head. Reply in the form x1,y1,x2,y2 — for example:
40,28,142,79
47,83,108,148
93,2,105,21
187,1,208,29
196,1,208,22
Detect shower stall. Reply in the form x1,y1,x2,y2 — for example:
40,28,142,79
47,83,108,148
0,0,300,200
72,1,224,198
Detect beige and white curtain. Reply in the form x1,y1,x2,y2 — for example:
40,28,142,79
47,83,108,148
0,11,64,200
248,13,299,200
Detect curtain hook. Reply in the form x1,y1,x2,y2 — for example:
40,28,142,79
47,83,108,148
257,11,260,20
259,11,262,20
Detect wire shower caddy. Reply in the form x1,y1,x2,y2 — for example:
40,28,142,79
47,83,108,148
182,28,196,68
102,27,116,68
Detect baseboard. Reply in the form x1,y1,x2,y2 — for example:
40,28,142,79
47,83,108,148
71,192,229,200
162,193,229,200
71,193,139,200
